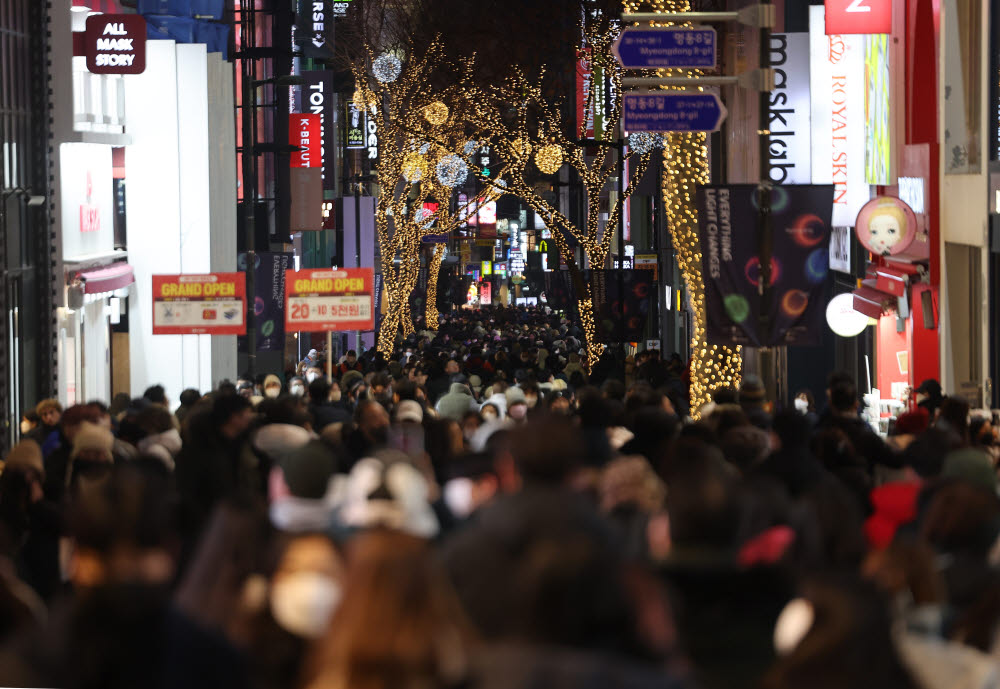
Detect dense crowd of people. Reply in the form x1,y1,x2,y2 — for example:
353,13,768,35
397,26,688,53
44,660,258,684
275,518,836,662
1,305,999,688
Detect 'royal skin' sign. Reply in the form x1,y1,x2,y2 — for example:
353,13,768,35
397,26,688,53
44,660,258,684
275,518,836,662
84,14,146,75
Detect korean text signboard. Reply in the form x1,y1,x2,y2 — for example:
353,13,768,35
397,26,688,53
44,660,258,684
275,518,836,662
613,27,716,70
85,14,146,75
285,268,374,331
152,273,246,335
623,92,727,133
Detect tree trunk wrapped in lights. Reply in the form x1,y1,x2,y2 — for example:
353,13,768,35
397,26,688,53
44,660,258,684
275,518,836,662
425,243,446,329
353,44,500,355
623,0,742,414
457,23,653,371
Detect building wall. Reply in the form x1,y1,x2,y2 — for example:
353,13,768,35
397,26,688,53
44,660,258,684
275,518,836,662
125,41,237,405
937,0,990,399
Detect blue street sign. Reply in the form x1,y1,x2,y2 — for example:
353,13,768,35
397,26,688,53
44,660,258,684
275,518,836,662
613,26,717,70
623,92,728,133
421,233,449,243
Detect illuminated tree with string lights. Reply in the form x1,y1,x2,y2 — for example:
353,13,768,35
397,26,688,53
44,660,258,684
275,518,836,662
621,0,742,414
456,22,656,370
353,43,504,354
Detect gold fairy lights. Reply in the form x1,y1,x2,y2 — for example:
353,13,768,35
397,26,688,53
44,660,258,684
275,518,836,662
452,23,653,371
354,42,515,353
425,243,446,329
624,0,742,414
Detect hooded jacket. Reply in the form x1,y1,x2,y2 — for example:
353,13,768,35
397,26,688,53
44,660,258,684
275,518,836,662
436,383,478,422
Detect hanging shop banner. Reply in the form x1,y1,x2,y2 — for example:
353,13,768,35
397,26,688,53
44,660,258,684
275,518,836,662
479,281,492,306
249,252,293,352
576,48,595,139
769,33,812,185
152,272,246,335
295,0,335,59
864,34,891,185
290,114,321,168
541,270,576,311
824,0,892,35
697,184,834,347
285,268,374,331
85,14,147,75
590,270,654,344
409,267,429,319
294,71,337,191
346,99,366,149
810,6,868,227
829,226,852,273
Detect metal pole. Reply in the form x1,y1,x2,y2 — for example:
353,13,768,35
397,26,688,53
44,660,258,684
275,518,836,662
240,0,257,382
618,139,626,353
354,176,362,353
757,1,775,403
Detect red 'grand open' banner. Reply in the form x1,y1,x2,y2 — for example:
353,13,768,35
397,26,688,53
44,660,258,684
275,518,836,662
152,273,246,335
285,268,374,331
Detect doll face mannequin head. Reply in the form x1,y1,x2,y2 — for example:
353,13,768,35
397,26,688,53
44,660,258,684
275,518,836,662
866,202,907,255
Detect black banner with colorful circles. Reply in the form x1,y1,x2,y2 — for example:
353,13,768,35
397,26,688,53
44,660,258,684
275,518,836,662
697,184,834,347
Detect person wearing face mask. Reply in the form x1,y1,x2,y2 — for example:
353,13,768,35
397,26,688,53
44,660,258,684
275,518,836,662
262,375,283,400
288,377,306,398
793,389,818,428
268,534,345,641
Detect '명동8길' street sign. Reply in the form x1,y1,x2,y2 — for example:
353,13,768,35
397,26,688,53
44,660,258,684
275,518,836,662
623,92,728,133
613,26,717,70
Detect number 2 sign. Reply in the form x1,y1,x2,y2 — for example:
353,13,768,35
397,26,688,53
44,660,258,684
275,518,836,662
825,0,891,35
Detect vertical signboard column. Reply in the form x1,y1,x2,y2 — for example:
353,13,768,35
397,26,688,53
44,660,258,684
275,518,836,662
290,113,323,231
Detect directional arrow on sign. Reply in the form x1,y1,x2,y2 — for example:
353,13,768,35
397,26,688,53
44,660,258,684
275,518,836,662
613,26,717,70
623,92,728,133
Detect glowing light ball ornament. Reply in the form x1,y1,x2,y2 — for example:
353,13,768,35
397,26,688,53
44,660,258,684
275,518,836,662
629,131,661,155
423,101,449,126
463,140,478,156
372,53,402,83
535,144,563,174
826,293,869,337
402,151,426,182
436,154,468,188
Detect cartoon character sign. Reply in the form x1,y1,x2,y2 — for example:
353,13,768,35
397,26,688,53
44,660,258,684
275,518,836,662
855,197,918,257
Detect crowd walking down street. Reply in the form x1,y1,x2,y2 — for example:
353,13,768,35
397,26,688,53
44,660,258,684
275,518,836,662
0,306,997,688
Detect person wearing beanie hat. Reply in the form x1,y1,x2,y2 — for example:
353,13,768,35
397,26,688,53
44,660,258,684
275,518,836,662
468,375,484,401
336,449,439,537
66,422,115,495
941,448,998,493
394,400,424,425
3,440,44,479
505,387,529,423
71,422,114,462
263,374,283,399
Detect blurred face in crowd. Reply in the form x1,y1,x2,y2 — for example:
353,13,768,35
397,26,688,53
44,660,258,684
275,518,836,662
524,391,539,409
222,407,254,440
270,535,345,639
329,382,342,402
289,379,305,397
306,367,324,383
264,382,282,399
481,404,499,422
359,403,390,446
41,408,61,427
445,360,460,376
